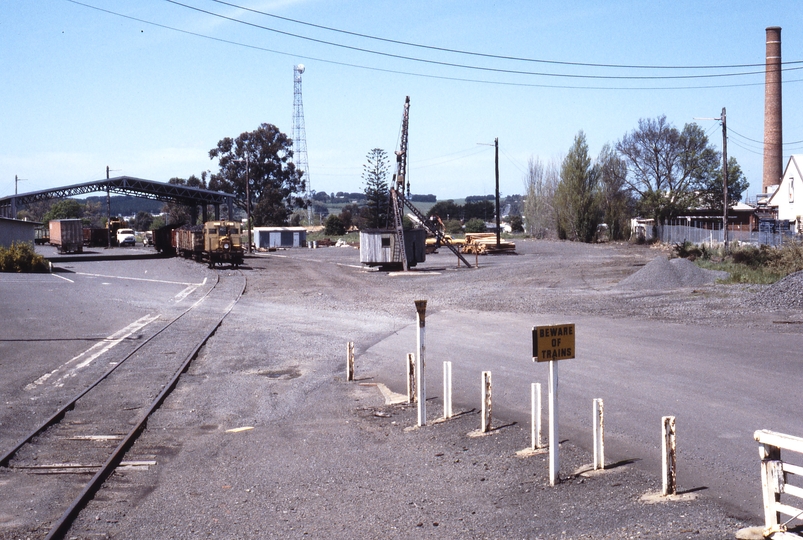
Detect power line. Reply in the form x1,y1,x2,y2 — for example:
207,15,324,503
65,0,803,90
164,0,802,81
207,0,803,71
729,126,803,147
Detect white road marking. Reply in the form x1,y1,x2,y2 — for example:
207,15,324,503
24,314,161,391
173,284,199,302
76,272,202,286
51,274,74,283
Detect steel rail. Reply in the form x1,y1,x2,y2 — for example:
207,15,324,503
44,272,246,540
0,274,221,468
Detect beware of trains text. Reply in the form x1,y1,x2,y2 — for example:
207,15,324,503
532,324,576,362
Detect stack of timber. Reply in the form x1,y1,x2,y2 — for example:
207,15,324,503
461,233,516,255
425,234,465,253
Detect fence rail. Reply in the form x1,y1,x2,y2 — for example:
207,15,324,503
657,221,796,247
754,429,803,536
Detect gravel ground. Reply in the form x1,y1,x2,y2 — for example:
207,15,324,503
52,239,803,539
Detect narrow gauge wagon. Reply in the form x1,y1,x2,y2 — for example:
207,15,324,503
153,223,182,256
175,220,244,268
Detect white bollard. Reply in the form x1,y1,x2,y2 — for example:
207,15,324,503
481,371,492,433
415,300,427,427
593,398,604,470
531,383,542,450
406,353,416,404
662,416,677,495
443,361,453,419
346,342,355,381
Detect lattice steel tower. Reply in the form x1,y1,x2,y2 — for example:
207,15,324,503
292,64,312,225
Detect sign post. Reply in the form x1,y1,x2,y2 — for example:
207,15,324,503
532,323,575,486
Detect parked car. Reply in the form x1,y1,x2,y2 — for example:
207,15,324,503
117,228,136,247
143,231,153,247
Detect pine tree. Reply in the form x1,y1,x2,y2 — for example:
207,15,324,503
362,148,390,229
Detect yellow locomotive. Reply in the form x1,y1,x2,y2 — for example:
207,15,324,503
175,220,244,268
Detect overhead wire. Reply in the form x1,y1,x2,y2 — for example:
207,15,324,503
207,0,803,71
163,0,803,81
65,0,803,91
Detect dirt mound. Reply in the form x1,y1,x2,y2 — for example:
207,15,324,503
752,270,803,308
616,256,728,290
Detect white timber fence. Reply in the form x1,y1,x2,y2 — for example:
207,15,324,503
755,429,803,535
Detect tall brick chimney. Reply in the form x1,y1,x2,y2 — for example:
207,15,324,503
763,26,783,192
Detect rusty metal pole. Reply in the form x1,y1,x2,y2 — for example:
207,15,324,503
406,353,416,404
415,300,427,426
481,371,492,433
662,416,677,495
346,342,354,381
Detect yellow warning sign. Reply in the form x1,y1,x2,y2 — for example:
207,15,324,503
532,324,576,362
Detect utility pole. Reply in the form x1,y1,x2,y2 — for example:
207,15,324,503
721,107,729,251
106,166,112,249
495,137,500,248
234,156,252,253
245,154,252,254
694,110,730,250
15,175,27,196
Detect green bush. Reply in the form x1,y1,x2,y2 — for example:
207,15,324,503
464,218,487,233
696,241,803,284
0,242,48,273
444,219,464,235
324,214,346,236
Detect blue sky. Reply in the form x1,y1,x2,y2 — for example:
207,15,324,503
2,1,802,201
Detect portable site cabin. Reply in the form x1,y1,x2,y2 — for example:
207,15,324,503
252,227,307,249
359,228,427,269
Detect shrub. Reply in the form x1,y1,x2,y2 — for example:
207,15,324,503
444,219,463,235
673,240,705,261
0,242,48,273
324,214,346,236
464,218,487,233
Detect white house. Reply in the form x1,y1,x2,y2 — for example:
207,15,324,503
767,154,803,233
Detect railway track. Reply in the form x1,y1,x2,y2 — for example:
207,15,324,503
0,271,246,539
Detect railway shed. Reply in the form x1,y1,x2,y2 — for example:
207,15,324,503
0,176,235,224
252,226,307,249
0,216,39,248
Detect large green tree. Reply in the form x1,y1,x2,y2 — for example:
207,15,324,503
554,131,601,242
42,199,83,223
616,116,721,229
362,148,390,229
209,123,304,227
699,156,749,213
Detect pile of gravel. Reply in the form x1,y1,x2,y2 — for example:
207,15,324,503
752,270,803,308
616,256,728,290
